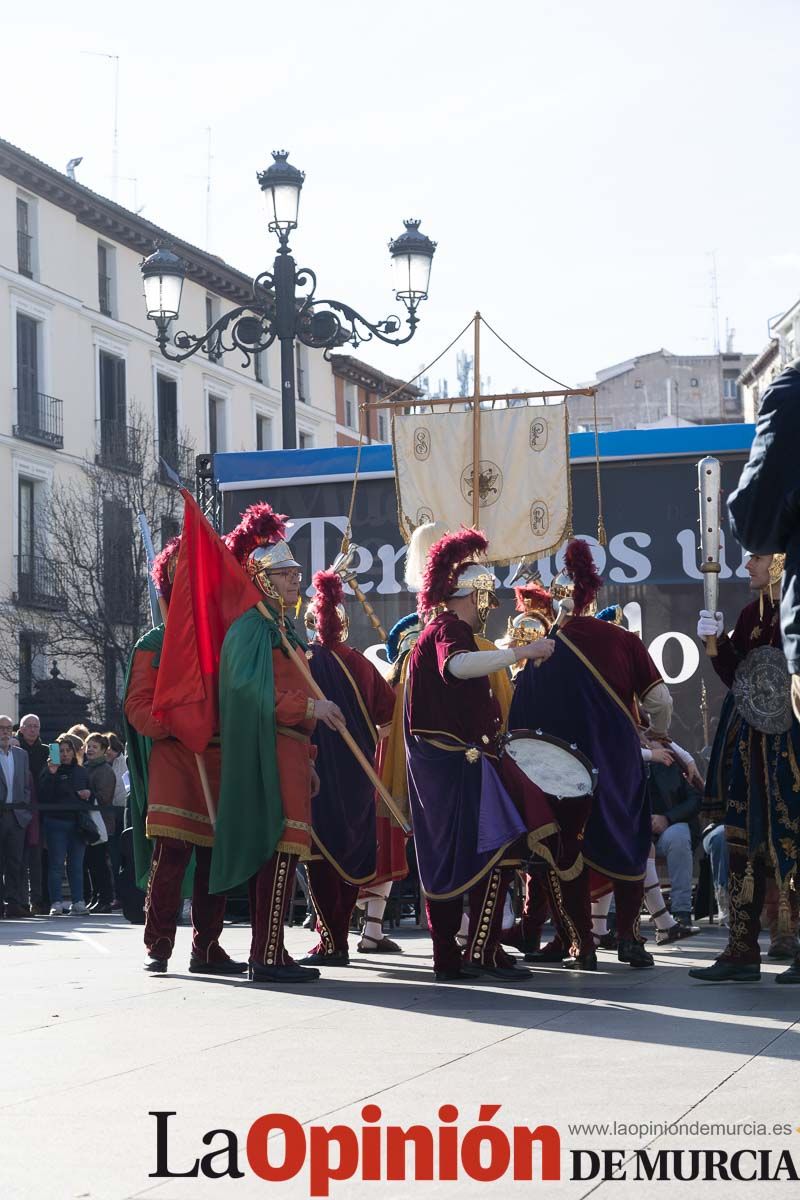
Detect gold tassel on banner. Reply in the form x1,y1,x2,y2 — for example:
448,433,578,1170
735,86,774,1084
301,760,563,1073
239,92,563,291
740,861,755,905
777,885,793,936
592,388,607,546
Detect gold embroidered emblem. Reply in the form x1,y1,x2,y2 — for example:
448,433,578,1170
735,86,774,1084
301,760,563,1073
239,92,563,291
465,747,480,763
460,460,503,508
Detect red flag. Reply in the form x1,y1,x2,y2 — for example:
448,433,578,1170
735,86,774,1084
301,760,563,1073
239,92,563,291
152,489,260,753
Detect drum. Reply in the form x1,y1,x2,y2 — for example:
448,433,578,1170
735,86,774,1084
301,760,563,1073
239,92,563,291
501,729,597,800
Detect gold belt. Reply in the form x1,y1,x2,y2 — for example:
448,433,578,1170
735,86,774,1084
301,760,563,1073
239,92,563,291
276,725,311,744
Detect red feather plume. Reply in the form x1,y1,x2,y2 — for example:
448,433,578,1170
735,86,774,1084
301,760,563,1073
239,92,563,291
417,528,489,618
151,536,181,603
225,502,287,564
564,538,603,615
514,583,554,614
311,569,345,647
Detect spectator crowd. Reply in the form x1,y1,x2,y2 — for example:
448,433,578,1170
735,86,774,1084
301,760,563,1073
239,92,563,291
0,713,128,919
0,707,797,963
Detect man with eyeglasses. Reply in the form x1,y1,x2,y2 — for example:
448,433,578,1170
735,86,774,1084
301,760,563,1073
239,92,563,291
214,504,346,985
0,715,33,918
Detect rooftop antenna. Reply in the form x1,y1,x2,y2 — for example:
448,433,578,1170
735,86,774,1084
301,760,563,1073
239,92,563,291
709,250,720,355
66,157,83,181
82,52,120,199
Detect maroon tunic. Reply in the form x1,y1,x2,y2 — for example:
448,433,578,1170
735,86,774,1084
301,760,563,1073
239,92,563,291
407,611,503,751
711,595,781,688
560,616,663,722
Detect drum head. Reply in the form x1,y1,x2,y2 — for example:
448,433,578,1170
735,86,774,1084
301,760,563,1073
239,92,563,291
504,729,596,799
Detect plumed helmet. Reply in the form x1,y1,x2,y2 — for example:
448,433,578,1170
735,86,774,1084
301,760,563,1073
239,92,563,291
151,535,181,605
307,569,349,646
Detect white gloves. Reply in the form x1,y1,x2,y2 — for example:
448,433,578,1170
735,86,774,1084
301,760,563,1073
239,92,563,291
697,609,723,640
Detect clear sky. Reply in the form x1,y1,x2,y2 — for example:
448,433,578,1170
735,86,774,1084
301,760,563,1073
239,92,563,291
4,0,799,395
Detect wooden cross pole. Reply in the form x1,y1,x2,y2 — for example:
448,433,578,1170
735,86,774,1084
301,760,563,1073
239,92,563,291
471,311,481,529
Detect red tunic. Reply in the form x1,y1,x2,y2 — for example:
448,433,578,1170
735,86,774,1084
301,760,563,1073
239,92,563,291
124,646,219,848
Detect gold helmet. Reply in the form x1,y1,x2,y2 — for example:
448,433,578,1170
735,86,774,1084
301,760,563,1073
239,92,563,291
450,563,500,629
769,553,786,588
246,540,302,603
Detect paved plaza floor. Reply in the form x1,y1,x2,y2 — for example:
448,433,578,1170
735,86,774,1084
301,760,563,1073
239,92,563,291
2,913,799,1200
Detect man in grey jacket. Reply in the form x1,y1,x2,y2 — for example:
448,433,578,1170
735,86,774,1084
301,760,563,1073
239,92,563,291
0,714,33,917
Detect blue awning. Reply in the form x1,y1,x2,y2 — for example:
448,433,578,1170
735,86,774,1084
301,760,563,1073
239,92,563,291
213,423,755,488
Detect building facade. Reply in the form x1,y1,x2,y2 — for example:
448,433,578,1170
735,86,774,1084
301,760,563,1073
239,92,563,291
331,354,421,447
0,137,339,719
739,296,800,421
569,348,755,432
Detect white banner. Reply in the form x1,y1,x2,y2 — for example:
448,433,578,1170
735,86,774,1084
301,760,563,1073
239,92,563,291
393,402,571,562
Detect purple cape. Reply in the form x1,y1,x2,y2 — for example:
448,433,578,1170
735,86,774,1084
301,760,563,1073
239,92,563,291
509,633,650,881
404,710,526,900
309,645,377,884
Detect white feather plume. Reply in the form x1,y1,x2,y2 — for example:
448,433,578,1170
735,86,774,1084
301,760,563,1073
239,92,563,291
404,520,449,591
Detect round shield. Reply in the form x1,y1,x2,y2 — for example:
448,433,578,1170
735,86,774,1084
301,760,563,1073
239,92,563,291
732,645,793,735
502,729,597,800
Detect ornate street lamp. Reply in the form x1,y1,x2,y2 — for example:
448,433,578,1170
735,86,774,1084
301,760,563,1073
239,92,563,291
140,150,436,449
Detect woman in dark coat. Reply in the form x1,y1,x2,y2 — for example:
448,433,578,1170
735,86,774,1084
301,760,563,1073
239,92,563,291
83,733,117,913
38,734,91,916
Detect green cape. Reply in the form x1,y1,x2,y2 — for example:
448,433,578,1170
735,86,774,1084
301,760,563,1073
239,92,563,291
209,605,301,894
122,625,194,896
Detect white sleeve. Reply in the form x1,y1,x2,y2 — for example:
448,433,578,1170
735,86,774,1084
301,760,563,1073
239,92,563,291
641,747,653,762
447,648,516,679
668,739,694,770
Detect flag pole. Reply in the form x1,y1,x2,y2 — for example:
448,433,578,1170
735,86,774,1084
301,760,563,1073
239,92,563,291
471,311,481,529
256,601,410,833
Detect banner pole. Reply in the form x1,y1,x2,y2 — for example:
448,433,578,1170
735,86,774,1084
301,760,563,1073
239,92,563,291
472,311,482,528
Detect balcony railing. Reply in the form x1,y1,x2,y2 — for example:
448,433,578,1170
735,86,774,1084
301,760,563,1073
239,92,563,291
14,556,68,611
158,440,194,486
98,274,112,316
13,391,64,448
17,230,33,277
96,419,142,473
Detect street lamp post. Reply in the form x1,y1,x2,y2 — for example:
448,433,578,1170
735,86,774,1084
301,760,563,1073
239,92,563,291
140,150,436,449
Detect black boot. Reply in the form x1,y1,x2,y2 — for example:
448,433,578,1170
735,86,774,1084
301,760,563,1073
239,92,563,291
524,938,566,963
189,954,248,976
618,939,654,969
689,960,760,982
775,957,800,985
564,951,598,971
248,961,320,984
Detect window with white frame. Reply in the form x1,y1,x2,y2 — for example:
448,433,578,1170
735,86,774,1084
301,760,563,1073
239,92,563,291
16,194,37,278
377,411,388,442
256,411,272,451
208,392,226,454
296,343,308,402
298,429,313,449
254,349,268,385
97,241,116,317
205,295,221,360
344,382,358,429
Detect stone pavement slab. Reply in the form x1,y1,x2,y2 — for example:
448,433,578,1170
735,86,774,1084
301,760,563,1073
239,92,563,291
1,914,798,1200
